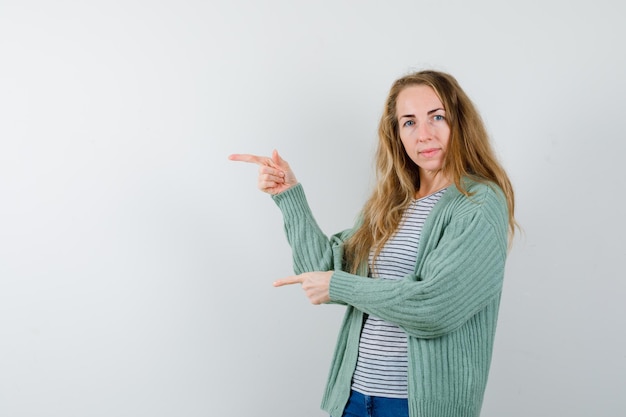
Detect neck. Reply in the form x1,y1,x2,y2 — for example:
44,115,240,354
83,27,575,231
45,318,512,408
415,171,452,199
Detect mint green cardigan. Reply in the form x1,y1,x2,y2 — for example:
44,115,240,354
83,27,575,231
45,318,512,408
272,179,509,417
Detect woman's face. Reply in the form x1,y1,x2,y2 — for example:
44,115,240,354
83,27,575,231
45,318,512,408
396,85,450,174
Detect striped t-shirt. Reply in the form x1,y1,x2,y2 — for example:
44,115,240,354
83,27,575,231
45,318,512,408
351,188,447,398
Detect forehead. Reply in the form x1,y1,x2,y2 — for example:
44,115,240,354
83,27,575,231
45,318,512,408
396,85,443,113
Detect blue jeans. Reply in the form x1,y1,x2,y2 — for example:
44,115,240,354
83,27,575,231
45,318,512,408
341,390,409,417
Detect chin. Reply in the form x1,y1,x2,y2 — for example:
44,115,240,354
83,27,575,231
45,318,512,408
419,162,443,171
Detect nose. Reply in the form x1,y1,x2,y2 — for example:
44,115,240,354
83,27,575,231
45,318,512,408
417,120,432,141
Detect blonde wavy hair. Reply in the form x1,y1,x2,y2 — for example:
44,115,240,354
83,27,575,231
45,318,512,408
344,70,517,274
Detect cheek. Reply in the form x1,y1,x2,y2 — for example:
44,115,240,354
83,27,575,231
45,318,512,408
398,131,413,148
399,136,413,154
438,128,451,148
398,137,419,164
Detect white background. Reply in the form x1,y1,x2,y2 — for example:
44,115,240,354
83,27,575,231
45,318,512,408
1,1,624,416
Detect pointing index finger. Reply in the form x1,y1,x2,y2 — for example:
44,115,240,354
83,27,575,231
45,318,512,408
273,275,304,287
228,153,272,166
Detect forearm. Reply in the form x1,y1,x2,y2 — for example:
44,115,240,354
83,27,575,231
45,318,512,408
329,267,503,338
272,184,336,274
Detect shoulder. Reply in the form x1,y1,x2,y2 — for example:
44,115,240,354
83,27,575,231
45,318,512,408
443,178,507,222
463,178,506,205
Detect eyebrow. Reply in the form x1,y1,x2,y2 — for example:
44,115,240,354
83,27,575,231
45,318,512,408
399,108,445,119
428,107,445,115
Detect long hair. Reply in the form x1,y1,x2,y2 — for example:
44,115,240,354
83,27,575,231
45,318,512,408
343,70,517,274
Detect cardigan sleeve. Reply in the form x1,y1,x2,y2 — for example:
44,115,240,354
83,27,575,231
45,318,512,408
272,183,353,274
329,187,509,339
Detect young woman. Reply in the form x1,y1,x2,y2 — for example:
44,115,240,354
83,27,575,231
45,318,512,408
230,70,516,417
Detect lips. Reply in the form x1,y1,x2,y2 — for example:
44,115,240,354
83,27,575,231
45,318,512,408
419,148,440,158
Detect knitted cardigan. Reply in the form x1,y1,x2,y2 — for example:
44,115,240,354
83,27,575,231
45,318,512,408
272,179,509,417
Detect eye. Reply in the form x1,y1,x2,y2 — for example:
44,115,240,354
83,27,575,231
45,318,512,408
433,114,445,122
402,120,415,127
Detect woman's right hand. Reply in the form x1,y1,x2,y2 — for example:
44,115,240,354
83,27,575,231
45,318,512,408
228,149,298,195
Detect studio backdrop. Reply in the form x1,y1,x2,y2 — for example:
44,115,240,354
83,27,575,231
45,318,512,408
1,1,624,416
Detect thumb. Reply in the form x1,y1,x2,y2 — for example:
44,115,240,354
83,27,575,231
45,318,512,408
272,149,285,167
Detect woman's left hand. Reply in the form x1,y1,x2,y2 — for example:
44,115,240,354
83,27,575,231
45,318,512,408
273,271,333,305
